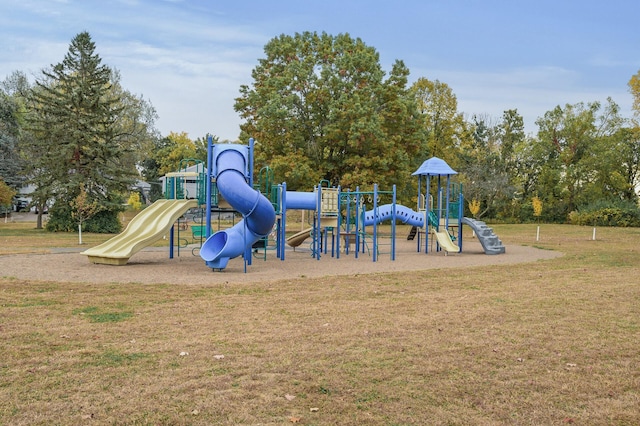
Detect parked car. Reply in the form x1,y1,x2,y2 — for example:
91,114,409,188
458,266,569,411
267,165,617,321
14,199,29,212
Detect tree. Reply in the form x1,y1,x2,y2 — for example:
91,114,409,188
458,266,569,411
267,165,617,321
497,109,525,176
0,75,26,191
235,32,424,201
24,32,154,232
530,98,638,222
533,102,599,220
626,70,640,200
492,109,535,219
578,99,633,204
0,179,16,218
459,115,513,219
155,131,202,175
410,77,468,169
70,183,101,244
138,132,210,202
107,69,158,173
127,192,142,211
616,127,640,201
629,70,640,121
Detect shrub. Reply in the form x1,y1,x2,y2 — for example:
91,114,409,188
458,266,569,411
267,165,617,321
127,192,142,211
46,201,123,233
569,200,640,227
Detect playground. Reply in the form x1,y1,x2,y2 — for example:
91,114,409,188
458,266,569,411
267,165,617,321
0,224,557,284
3,138,638,424
77,137,509,275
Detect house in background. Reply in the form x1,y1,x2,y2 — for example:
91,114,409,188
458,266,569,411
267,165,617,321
12,179,154,213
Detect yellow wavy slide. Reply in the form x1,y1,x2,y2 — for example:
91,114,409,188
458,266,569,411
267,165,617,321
82,199,198,265
432,229,460,255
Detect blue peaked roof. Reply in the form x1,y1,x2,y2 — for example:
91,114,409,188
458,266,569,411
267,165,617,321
412,157,457,176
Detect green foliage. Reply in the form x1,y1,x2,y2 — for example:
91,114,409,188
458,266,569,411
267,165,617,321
458,114,515,219
629,69,640,119
70,183,102,228
154,131,202,175
46,202,122,233
0,78,26,190
0,179,16,207
569,200,640,227
235,31,425,203
83,209,123,233
22,32,155,230
525,99,636,223
139,133,211,201
411,77,467,169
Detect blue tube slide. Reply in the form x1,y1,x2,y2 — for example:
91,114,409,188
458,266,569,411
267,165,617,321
284,191,316,210
363,204,424,227
200,146,276,269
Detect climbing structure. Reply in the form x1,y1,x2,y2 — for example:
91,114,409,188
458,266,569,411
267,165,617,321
412,157,505,255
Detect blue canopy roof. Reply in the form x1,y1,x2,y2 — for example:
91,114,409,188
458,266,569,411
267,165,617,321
412,157,457,176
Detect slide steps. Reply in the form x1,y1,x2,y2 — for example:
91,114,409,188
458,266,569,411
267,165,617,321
461,217,505,255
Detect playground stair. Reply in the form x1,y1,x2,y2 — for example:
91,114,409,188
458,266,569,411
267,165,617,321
407,226,418,241
461,217,506,255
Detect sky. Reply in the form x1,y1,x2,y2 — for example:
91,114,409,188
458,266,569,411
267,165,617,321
1,0,638,141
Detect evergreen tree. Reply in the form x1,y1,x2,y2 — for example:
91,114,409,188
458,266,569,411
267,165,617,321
25,32,141,232
0,73,27,191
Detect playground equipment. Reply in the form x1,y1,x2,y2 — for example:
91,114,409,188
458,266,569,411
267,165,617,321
412,157,462,255
81,159,206,265
412,157,505,255
199,142,276,270
81,199,198,265
197,138,428,270
461,217,505,255
195,138,504,271
81,136,504,270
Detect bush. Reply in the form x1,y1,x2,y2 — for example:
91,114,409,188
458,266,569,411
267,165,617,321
46,202,123,233
569,200,640,227
83,210,123,233
127,192,142,211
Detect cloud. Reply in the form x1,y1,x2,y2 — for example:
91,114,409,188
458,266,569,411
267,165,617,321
410,65,633,134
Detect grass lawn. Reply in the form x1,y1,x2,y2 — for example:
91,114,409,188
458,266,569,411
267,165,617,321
1,222,639,425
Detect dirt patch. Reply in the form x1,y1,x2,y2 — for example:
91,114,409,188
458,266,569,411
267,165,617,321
0,237,561,285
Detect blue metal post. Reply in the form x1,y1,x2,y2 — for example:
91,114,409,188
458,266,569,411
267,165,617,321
372,184,378,262
445,175,451,228
459,188,464,252
425,175,431,253
354,187,360,259
391,184,396,261
205,135,213,238
245,140,254,268
249,138,254,188
280,183,287,261
315,184,322,260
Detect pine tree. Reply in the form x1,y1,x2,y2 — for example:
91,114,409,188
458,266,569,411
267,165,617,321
0,88,24,190
26,32,139,232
